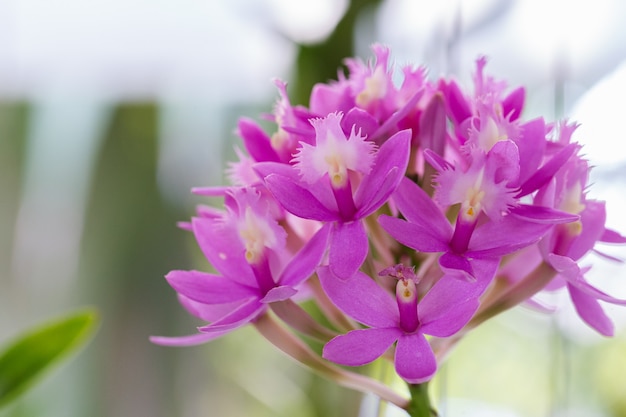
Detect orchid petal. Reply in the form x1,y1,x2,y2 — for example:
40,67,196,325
192,218,255,285
423,149,454,172
356,168,400,218
279,223,331,287
310,82,352,116
510,204,579,224
355,129,411,216
419,277,480,337
546,253,579,275
329,221,368,279
370,89,423,142
264,174,340,221
514,118,546,185
261,286,298,303
469,258,501,294
488,139,520,184
438,252,474,280
593,248,624,263
440,79,471,126
177,221,192,231
517,143,578,197
544,275,567,291
379,215,449,252
393,177,452,241
568,284,614,336
238,117,280,163
468,217,550,258
568,201,607,260
318,267,399,328
569,276,626,306
254,161,300,181
198,298,265,332
255,162,339,214
165,270,257,304
149,331,230,347
420,93,447,153
549,254,626,306
342,107,379,139
395,333,437,384
524,296,557,313
600,228,626,244
502,87,525,121
281,124,313,138
195,204,225,219
177,295,246,323
323,328,401,366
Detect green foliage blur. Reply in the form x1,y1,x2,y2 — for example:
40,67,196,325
0,309,98,409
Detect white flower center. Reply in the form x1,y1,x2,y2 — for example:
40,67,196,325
356,66,387,108
560,181,586,236
238,207,276,264
460,169,486,222
324,152,349,188
271,128,290,152
396,278,417,303
476,116,508,151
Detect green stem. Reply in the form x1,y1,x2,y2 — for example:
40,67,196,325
406,383,437,417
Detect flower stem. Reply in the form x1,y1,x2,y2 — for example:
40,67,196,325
308,274,358,332
270,299,339,343
471,260,556,327
406,383,437,417
253,312,410,409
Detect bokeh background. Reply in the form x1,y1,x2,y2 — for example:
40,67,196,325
1,0,626,416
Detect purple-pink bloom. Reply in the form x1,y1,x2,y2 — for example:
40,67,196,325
465,101,521,153
151,187,330,346
293,112,377,191
536,151,626,335
379,176,557,281
437,59,579,201
309,44,427,146
319,265,482,383
433,141,520,223
439,56,523,145
256,112,411,279
310,44,398,122
237,80,315,166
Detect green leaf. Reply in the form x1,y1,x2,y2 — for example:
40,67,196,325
0,308,99,408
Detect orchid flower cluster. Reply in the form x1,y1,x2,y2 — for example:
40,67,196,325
152,45,626,416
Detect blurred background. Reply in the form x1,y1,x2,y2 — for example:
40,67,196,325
1,0,626,416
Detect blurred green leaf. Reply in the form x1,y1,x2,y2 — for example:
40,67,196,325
0,308,99,408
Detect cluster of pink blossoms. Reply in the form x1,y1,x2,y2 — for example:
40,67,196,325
152,45,626,406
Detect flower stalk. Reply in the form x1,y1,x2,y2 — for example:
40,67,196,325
253,312,410,410
407,383,437,417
